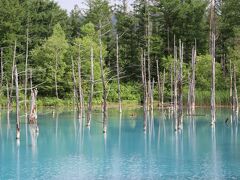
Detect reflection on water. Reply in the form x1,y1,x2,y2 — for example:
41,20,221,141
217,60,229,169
0,108,240,179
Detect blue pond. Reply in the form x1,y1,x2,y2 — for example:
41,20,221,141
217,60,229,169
0,108,240,179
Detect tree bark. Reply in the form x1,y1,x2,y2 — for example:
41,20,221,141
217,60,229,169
116,34,122,113
86,46,94,127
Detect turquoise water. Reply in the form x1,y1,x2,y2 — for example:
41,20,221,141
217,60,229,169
0,108,240,179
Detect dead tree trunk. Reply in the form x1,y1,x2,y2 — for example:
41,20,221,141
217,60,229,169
15,65,20,139
6,80,10,111
30,69,33,91
141,50,147,132
156,60,161,109
116,34,122,113
151,78,154,111
210,0,216,125
55,52,58,99
230,61,233,109
10,41,17,108
99,21,108,134
177,40,183,129
233,65,238,113
173,36,178,111
71,56,78,109
29,88,38,124
24,28,29,111
0,48,3,88
77,45,84,115
170,64,173,108
191,44,196,113
188,71,191,114
86,46,94,127
161,69,166,109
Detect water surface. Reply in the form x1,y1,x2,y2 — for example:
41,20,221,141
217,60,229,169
0,108,239,179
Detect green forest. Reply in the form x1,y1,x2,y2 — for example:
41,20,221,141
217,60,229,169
0,0,239,107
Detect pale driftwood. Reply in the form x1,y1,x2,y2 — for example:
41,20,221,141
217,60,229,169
99,21,108,133
116,34,122,113
86,46,94,127
15,65,20,139
24,28,29,111
29,88,38,124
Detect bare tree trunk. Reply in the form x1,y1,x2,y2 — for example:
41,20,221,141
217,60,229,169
10,41,17,108
24,28,29,111
191,43,196,113
15,65,20,139
71,56,78,110
29,88,38,124
161,69,166,109
30,69,33,91
210,0,216,126
99,21,108,134
151,78,154,111
116,34,122,113
0,48,3,88
170,64,173,108
6,80,10,111
86,46,94,127
230,60,233,109
55,52,58,99
177,40,183,129
188,71,191,114
173,36,178,111
233,65,238,113
156,60,161,109
77,45,84,115
147,8,152,112
141,50,147,132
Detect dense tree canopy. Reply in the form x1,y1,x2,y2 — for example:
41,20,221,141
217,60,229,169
0,0,239,104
